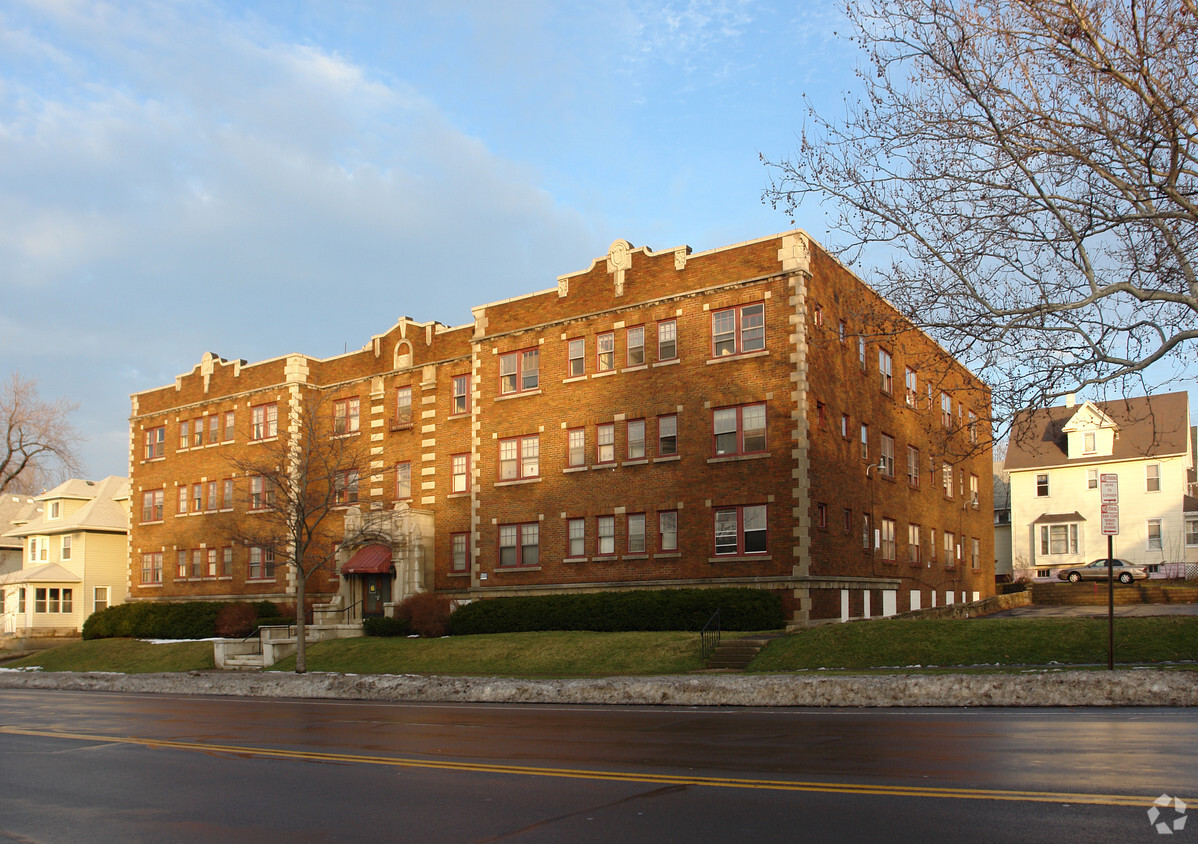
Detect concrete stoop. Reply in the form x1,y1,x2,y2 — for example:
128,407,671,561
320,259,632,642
214,623,363,670
705,636,781,671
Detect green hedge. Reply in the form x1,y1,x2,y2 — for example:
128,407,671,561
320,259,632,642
447,588,784,635
362,616,411,637
83,601,266,640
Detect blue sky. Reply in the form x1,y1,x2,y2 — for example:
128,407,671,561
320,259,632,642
3,0,860,480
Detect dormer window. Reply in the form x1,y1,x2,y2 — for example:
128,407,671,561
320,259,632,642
48,501,61,519
1083,433,1095,454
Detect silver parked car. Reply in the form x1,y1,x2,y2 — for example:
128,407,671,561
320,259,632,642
1056,558,1149,584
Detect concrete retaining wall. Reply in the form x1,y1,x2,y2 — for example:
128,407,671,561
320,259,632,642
1031,582,1198,606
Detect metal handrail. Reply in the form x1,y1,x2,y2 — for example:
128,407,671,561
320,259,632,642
320,599,363,621
700,608,721,659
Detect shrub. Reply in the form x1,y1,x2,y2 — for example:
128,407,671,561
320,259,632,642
363,616,411,637
397,592,452,638
214,603,259,638
83,601,230,640
447,588,783,636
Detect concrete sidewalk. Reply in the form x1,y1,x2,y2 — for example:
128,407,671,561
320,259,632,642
986,604,1198,618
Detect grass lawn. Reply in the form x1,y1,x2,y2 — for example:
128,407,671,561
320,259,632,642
2,639,215,673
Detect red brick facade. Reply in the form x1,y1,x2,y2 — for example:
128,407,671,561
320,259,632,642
127,231,994,624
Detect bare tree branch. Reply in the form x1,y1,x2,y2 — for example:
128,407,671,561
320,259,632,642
763,0,1198,424
0,372,82,495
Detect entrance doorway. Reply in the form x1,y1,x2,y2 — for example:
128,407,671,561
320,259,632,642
362,574,388,618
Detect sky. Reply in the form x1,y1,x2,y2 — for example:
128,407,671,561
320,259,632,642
2,0,861,481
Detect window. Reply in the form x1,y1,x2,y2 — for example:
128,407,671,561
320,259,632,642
499,523,539,567
905,368,917,407
941,393,952,429
943,463,953,498
843,508,852,532
1036,473,1049,497
568,338,585,377
627,419,645,460
1084,432,1096,453
47,501,61,520
1039,523,1080,555
817,503,828,528
249,547,275,579
177,486,188,515
1147,519,1163,550
1147,463,1161,492
193,419,203,447
863,513,872,550
879,349,893,394
907,446,920,486
451,533,470,572
251,403,278,440
56,534,72,560
191,483,202,513
714,504,767,555
335,470,359,505
142,489,163,523
597,424,615,464
250,476,273,510
838,320,846,343
659,511,678,551
712,303,765,356
567,518,586,557
881,518,896,561
452,375,471,415
333,398,359,434
567,428,586,467
858,336,866,370
840,414,849,439
141,552,163,584
35,587,71,614
968,411,978,443
658,319,677,361
451,454,469,493
627,326,645,366
176,549,188,578
969,474,979,505
224,411,235,441
908,524,921,564
191,549,203,578
658,415,678,457
223,479,234,510
1186,518,1198,547
206,480,218,512
208,415,220,444
713,404,766,456
860,424,869,460
971,538,980,569
179,420,189,450
880,434,895,477
597,516,615,555
144,426,165,460
944,531,956,567
597,332,615,372
395,387,412,427
27,537,36,564
812,304,823,326
816,402,826,429
1088,469,1098,489
94,586,109,613
627,514,646,553
499,435,539,480
396,462,412,500
500,349,539,394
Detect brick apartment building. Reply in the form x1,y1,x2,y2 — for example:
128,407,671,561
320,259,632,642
127,230,994,626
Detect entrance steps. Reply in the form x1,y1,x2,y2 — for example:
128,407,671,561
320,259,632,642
705,635,780,671
214,623,364,670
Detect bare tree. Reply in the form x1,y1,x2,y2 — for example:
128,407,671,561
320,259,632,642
225,392,369,673
764,0,1198,422
0,373,81,495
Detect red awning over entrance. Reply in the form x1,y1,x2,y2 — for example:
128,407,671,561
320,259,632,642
342,544,393,575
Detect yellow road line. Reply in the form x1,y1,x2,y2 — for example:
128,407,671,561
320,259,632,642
0,725,1149,807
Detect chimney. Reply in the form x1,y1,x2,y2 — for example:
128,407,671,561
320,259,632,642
1065,393,1076,408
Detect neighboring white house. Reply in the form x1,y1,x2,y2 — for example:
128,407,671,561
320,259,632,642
993,460,1012,581
0,494,38,576
1005,392,1196,580
0,477,130,638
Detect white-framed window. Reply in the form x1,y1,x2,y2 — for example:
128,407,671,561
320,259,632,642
858,336,866,369
862,513,872,550
711,303,765,356
567,428,586,467
144,426,165,460
840,414,849,439
192,417,203,447
1185,518,1198,547
838,320,846,344
941,393,952,428
1084,432,1096,453
658,415,678,457
908,524,921,564
451,533,470,572
1146,463,1161,492
567,518,586,557
192,483,202,513
713,404,766,456
222,546,233,576
395,387,412,427
659,510,678,551
1147,519,1163,550
657,319,677,361
248,547,275,579
568,338,585,377
249,475,272,510
880,434,895,477
597,423,615,464
451,454,469,493
224,410,235,440
628,513,646,553
627,419,645,460
500,348,539,394
335,469,359,505
179,420,189,450
60,534,72,560
1036,473,1049,497
714,504,767,555
597,516,615,555
1039,523,1080,555
48,501,61,520
251,403,278,440
860,424,869,460
879,349,893,394
1088,469,1098,489
944,531,956,567
207,415,219,444
396,462,412,500
498,523,538,567
94,586,109,613
499,435,539,480
452,375,470,415
191,548,204,579
141,552,163,584
905,368,918,407
597,333,615,372
907,446,920,486
969,474,979,505
968,410,978,443
943,463,953,498
627,326,645,367
971,537,980,569
142,489,164,523
881,517,896,561
34,587,71,614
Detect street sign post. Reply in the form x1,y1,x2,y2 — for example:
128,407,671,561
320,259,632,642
1099,474,1119,670
1100,503,1120,535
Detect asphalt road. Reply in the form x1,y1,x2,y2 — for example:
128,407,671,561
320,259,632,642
0,689,1192,842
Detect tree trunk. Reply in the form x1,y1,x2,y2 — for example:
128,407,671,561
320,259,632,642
294,570,307,674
